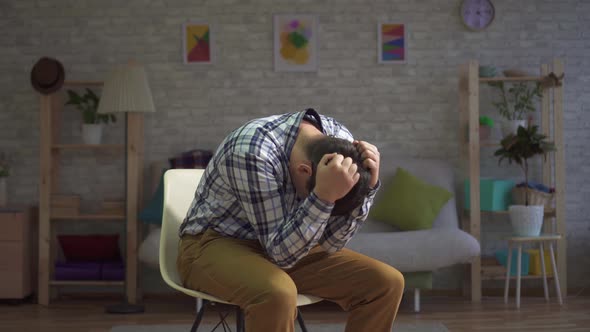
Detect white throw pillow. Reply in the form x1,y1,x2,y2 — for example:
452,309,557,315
139,227,161,269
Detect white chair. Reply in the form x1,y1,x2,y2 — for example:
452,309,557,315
160,169,323,332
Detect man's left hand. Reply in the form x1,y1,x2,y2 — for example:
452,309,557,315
353,140,380,189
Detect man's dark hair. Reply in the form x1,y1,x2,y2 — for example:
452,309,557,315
305,136,371,216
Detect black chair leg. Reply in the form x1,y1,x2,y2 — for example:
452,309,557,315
296,308,308,332
190,299,209,332
236,307,245,332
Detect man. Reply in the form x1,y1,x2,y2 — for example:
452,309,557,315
177,109,404,332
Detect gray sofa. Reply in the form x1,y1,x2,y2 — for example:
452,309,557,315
346,157,481,312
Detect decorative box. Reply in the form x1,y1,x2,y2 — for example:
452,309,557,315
101,261,125,280
526,249,553,276
495,249,529,276
464,178,515,211
54,262,101,280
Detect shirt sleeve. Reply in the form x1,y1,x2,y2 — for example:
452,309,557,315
318,116,381,252
222,151,334,269
318,182,380,252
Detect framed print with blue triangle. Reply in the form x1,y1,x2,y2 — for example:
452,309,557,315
378,22,407,64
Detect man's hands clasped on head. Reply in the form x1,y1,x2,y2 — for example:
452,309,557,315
353,140,380,189
313,153,360,204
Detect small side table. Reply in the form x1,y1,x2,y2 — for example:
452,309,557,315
504,234,563,308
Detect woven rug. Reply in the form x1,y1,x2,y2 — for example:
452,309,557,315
111,321,449,332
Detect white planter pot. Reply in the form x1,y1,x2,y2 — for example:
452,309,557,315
502,120,527,136
0,177,6,207
508,205,544,237
82,124,103,145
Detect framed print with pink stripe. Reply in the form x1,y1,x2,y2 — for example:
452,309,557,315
378,23,407,64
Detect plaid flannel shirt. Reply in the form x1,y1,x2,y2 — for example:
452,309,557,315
179,109,379,268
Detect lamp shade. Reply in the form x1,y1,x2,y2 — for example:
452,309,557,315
97,63,155,114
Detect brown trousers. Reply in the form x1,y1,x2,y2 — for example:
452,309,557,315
177,229,405,332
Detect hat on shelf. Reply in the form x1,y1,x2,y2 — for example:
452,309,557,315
30,57,65,94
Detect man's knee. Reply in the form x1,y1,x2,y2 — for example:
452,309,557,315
370,264,405,298
253,277,298,312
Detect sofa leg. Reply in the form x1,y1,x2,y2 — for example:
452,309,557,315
414,289,420,313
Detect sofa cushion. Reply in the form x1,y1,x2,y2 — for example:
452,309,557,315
346,229,480,272
370,156,460,230
369,167,453,231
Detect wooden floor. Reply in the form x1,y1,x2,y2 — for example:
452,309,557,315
1,294,589,332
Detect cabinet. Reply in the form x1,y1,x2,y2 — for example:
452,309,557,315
37,81,143,305
0,207,37,300
458,60,566,302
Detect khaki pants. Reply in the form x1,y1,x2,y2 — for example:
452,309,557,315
177,229,404,332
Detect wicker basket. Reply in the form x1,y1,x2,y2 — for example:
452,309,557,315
512,187,554,208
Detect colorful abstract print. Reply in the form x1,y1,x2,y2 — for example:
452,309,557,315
279,19,312,65
381,24,405,61
186,24,210,63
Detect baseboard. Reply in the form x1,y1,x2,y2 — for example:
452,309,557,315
420,287,589,297
48,286,590,303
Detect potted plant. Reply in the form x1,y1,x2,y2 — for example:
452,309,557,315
488,81,542,136
494,125,556,236
0,151,11,207
479,116,494,141
66,88,116,144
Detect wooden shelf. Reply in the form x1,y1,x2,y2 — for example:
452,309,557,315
480,141,500,148
52,144,125,150
464,209,556,218
482,274,554,281
507,234,562,242
63,80,104,87
50,214,126,221
481,265,555,281
50,280,124,287
480,76,543,83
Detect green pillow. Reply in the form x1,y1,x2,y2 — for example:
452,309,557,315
369,167,452,231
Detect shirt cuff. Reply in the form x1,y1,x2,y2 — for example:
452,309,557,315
307,191,334,215
368,179,381,196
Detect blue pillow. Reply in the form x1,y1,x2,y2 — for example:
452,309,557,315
138,170,166,224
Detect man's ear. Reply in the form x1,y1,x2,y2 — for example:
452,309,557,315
296,162,313,177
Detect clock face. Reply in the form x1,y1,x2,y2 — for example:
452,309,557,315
461,0,495,31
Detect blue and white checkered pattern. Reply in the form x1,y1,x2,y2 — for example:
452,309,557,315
179,110,378,268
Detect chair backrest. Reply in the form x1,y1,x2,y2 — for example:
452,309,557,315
159,169,205,288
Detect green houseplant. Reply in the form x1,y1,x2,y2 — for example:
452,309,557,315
494,125,555,236
66,88,116,144
488,81,542,136
479,116,494,141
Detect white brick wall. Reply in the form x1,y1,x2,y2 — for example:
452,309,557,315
1,0,589,291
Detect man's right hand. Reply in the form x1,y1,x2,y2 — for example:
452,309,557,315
313,153,360,204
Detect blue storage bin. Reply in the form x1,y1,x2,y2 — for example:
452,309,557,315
495,249,529,276
464,178,515,211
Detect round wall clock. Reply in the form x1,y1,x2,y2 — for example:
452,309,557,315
461,0,495,31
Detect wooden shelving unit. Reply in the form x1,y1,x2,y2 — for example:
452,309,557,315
51,144,125,150
38,80,143,305
50,280,125,287
458,60,566,303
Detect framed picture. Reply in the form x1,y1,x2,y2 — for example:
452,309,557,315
183,22,213,64
274,14,318,72
378,22,407,64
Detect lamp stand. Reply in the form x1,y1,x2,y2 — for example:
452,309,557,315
105,112,145,314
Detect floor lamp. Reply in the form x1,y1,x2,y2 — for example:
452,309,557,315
97,61,155,314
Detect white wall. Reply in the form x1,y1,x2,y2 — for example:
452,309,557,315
1,0,589,292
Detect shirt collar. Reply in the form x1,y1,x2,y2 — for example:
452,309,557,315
284,108,325,159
